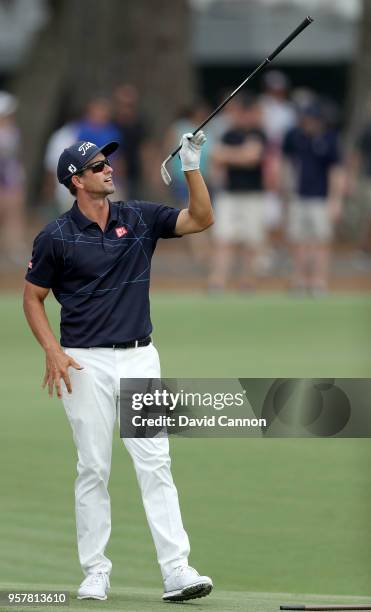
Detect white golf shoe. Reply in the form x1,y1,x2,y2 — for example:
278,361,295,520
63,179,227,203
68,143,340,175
77,571,110,600
162,565,213,602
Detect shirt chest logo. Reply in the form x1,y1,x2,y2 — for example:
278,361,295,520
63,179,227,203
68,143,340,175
115,226,128,238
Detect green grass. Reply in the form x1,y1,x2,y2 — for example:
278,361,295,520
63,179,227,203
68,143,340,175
151,293,371,377
0,292,370,610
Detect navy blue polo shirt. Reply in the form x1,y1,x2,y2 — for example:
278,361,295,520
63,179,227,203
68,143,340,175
283,127,340,199
26,200,180,347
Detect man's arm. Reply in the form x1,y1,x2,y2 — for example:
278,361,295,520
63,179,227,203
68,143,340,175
175,170,213,235
174,131,214,236
211,140,264,168
327,164,346,222
23,280,82,398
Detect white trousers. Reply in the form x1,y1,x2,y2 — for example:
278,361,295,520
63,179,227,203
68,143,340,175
61,343,190,579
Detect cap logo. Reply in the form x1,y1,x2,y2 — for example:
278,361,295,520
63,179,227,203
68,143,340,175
68,163,77,173
78,141,95,156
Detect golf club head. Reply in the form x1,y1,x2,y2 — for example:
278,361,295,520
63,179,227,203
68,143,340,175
160,156,172,186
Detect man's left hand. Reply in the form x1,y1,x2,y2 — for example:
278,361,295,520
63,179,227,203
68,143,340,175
179,131,207,172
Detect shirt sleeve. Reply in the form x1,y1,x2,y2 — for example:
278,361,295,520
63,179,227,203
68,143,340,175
25,230,60,288
137,201,181,240
221,130,231,145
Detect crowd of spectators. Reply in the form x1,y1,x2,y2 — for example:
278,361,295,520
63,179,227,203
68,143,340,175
1,76,371,293
0,91,26,266
166,72,348,294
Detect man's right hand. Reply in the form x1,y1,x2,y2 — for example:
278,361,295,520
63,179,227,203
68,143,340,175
42,347,83,399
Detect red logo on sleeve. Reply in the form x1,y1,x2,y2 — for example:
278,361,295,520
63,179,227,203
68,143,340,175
28,261,33,269
115,226,128,238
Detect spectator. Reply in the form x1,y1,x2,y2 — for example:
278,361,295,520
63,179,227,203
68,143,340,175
260,70,296,146
43,96,122,213
349,98,371,253
0,91,26,265
208,94,268,291
282,100,345,294
113,83,152,200
43,116,78,213
75,95,121,147
260,70,297,232
291,88,317,112
75,96,123,193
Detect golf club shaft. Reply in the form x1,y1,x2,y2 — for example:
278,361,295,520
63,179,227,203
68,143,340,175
280,606,371,611
167,15,313,161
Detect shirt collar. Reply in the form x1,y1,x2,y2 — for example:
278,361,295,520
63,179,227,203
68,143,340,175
70,200,119,231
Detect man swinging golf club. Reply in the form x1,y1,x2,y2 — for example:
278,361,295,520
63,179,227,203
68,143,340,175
23,132,213,602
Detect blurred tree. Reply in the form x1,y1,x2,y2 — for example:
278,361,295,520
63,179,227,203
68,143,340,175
346,0,371,148
14,0,195,205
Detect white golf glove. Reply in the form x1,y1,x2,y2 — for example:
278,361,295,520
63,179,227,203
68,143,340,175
179,131,207,172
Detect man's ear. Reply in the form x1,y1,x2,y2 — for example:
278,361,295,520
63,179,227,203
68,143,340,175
71,174,83,190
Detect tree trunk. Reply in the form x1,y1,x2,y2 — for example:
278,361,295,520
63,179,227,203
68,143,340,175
345,0,371,149
13,0,195,205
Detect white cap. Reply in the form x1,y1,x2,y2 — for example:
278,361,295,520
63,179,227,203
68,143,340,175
0,92,17,117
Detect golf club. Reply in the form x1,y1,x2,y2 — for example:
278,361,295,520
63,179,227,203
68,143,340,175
160,15,314,185
280,606,371,611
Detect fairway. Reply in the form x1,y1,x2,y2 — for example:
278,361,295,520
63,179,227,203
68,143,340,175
1,292,370,610
153,292,371,377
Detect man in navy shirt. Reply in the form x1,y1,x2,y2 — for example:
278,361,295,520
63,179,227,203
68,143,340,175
282,101,344,293
23,135,213,602
208,95,268,291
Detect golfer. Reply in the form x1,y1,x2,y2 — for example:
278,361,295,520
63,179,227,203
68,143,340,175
23,133,214,602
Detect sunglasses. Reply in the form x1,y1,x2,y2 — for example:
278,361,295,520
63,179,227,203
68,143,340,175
78,158,111,175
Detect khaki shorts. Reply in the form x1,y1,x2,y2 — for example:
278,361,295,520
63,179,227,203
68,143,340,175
213,191,266,246
288,198,332,243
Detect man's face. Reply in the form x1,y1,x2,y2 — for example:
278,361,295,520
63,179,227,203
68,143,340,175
301,114,323,136
229,103,261,129
75,153,115,196
86,99,112,125
243,104,262,129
